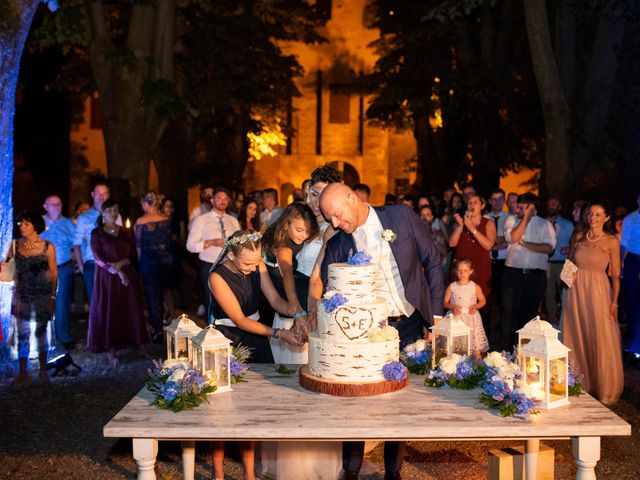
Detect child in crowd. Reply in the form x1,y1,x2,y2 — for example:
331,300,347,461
443,258,489,357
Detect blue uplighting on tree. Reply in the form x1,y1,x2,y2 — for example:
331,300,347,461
0,1,41,342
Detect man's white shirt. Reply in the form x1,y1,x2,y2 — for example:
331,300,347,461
504,215,556,271
352,207,414,317
186,211,240,263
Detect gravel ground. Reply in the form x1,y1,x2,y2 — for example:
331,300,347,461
1,306,639,479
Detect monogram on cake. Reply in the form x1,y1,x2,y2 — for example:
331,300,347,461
300,260,408,396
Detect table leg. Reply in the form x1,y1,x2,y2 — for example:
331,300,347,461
524,438,539,479
182,440,196,480
572,436,600,480
132,438,158,480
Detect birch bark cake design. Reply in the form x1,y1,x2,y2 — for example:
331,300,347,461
300,260,408,396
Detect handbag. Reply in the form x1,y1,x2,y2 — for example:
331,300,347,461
560,258,578,288
0,240,15,283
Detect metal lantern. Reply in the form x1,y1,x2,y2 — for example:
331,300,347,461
521,335,571,409
166,314,202,362
190,325,233,393
430,315,471,368
516,316,560,365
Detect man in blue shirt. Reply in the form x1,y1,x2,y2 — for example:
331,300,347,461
545,197,574,325
41,195,77,350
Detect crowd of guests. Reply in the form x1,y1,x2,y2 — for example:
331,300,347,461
4,166,639,479
4,173,639,409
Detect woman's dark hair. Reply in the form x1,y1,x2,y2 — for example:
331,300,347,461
97,199,119,227
140,191,161,209
238,199,260,232
263,203,319,253
577,200,616,236
310,165,343,186
448,192,464,216
16,210,45,234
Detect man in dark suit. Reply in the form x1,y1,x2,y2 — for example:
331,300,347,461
318,183,444,480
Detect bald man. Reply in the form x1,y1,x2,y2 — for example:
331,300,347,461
318,183,444,480
41,195,77,350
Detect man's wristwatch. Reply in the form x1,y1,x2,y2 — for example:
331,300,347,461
272,328,281,339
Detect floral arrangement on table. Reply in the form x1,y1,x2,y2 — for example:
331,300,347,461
400,340,432,375
347,251,373,265
145,359,216,412
323,290,347,313
382,361,407,382
425,353,488,389
479,351,533,417
230,345,251,384
568,363,584,397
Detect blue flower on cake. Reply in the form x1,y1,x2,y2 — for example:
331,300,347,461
323,290,348,313
347,251,373,265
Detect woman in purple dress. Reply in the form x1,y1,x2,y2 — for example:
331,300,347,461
88,199,149,366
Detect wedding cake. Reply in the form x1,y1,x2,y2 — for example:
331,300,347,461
300,260,407,396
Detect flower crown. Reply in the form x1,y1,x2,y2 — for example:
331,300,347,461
224,231,262,248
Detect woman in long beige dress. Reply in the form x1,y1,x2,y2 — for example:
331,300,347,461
561,202,623,405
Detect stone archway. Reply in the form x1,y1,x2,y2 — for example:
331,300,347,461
327,161,360,187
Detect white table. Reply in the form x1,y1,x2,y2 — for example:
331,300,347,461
103,364,631,480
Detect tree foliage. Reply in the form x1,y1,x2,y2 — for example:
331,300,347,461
363,0,543,196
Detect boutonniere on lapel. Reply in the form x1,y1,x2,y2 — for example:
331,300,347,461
381,229,397,243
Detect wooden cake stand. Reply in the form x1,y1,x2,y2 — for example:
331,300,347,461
299,365,409,397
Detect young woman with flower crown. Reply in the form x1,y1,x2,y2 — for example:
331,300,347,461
208,229,302,480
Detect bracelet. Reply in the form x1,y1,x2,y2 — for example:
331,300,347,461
272,328,281,339
293,310,308,319
472,229,478,236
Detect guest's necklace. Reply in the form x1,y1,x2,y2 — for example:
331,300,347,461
586,230,603,242
23,237,41,250
104,225,119,236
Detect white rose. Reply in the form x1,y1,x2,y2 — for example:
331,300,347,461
484,351,507,369
439,354,462,375
169,368,187,382
383,325,399,341
368,327,385,343
415,339,428,352
403,344,417,355
163,359,179,368
324,290,336,299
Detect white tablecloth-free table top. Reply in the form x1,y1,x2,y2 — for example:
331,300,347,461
104,364,631,479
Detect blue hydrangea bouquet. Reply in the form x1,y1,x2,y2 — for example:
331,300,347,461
145,359,216,412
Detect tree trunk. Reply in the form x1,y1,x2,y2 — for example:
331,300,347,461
85,0,174,198
0,0,39,340
154,117,192,219
524,0,573,207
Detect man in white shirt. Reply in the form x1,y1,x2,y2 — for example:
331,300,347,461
186,187,240,315
545,197,574,325
501,192,556,351
259,188,283,229
484,188,511,341
188,185,214,230
621,193,640,354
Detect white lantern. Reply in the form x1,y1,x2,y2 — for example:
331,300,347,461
521,335,571,409
165,314,202,362
430,315,471,368
516,316,560,364
190,325,233,393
